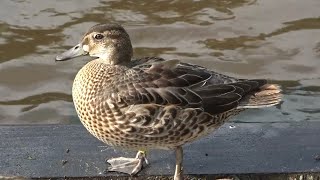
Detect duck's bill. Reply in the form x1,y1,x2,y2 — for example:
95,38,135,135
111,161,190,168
55,43,88,61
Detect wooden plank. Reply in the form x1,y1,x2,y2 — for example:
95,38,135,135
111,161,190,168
0,122,320,178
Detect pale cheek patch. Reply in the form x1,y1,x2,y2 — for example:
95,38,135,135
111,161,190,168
83,45,89,52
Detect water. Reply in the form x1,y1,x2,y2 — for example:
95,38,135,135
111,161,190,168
0,0,319,124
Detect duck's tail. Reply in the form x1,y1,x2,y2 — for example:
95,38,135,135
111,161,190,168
238,84,282,109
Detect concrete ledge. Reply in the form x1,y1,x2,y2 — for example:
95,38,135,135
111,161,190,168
0,122,320,178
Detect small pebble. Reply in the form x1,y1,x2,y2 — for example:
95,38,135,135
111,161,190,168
229,125,236,129
315,155,320,161
62,160,68,165
66,149,70,153
27,155,35,160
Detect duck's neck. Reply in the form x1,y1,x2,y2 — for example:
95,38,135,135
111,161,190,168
100,46,132,65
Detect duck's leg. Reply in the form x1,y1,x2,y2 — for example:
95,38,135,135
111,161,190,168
174,146,183,180
107,150,148,175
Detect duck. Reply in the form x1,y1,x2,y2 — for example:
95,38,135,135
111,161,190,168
56,23,281,180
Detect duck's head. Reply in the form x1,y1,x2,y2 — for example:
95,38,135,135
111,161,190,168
56,23,133,65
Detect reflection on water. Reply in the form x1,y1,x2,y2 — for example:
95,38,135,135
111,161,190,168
0,0,320,124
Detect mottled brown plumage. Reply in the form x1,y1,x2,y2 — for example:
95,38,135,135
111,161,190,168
56,23,282,180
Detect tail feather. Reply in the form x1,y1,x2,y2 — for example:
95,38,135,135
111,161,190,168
238,84,282,109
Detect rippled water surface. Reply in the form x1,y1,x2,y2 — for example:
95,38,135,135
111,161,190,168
0,0,320,124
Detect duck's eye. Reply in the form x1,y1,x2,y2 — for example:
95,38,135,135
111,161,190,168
94,34,104,40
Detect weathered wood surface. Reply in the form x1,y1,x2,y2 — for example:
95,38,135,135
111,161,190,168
0,122,320,178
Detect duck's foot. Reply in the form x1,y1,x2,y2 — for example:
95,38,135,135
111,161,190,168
107,151,148,175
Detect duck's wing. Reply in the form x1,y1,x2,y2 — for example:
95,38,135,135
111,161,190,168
113,59,271,114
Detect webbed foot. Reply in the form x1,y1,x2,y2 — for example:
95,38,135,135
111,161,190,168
107,151,148,175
